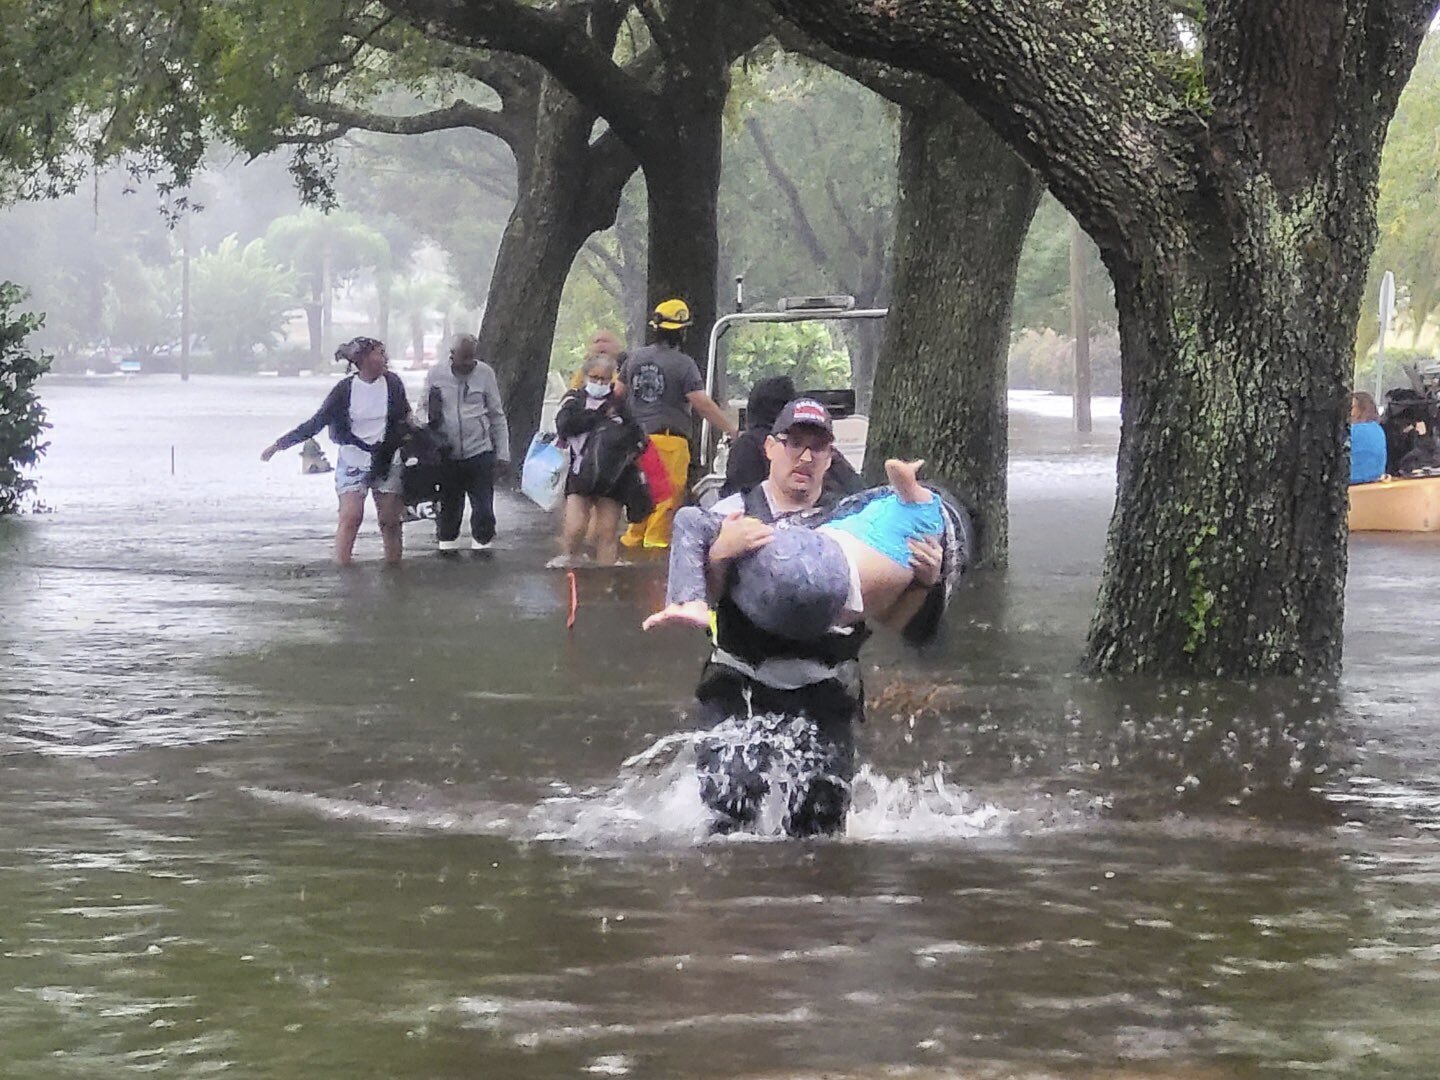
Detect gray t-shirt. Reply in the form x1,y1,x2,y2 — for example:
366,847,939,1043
621,343,703,436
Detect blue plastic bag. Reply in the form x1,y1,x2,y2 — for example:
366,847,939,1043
520,431,569,511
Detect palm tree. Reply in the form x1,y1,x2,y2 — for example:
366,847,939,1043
389,276,458,369
190,236,297,364
264,209,390,364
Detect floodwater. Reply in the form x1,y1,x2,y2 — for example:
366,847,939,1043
1,375,1438,1079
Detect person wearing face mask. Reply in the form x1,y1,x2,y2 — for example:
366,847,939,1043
423,334,511,551
552,351,650,566
568,328,628,391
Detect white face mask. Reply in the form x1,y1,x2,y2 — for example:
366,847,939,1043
584,380,611,398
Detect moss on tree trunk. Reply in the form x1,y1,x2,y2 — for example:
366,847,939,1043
770,0,1432,675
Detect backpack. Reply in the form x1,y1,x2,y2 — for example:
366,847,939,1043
575,417,644,496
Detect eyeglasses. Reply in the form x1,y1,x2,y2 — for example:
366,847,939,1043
774,434,833,460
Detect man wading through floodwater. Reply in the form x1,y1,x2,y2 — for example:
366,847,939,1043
652,399,974,837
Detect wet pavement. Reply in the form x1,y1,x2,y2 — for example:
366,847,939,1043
2,375,1439,1077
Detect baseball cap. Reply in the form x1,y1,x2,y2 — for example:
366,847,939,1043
772,397,834,438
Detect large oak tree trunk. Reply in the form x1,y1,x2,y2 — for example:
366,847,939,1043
862,91,1040,568
1088,211,1365,674
635,17,729,397
769,0,1432,675
642,146,721,375
476,78,636,455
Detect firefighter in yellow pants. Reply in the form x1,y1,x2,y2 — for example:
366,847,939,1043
619,298,738,549
622,431,692,548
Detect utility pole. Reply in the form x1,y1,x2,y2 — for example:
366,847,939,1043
180,207,192,383
1069,217,1093,433
1376,269,1395,401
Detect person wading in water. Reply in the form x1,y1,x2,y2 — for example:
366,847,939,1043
261,337,412,566
650,398,973,837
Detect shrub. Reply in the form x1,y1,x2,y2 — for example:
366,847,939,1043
1008,327,1122,395
191,236,299,365
0,283,53,515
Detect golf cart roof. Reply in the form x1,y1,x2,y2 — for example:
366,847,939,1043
700,294,887,459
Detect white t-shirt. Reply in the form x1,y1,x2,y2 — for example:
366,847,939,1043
338,375,389,471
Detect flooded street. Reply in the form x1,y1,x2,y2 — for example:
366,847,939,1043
3,375,1440,1078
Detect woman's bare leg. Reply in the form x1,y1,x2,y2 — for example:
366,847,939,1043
374,491,405,565
560,495,591,558
884,459,932,504
335,492,367,566
592,499,623,565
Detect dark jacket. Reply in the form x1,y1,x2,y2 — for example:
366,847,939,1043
1382,389,1437,474
721,375,864,499
556,389,648,505
723,376,795,496
275,372,411,478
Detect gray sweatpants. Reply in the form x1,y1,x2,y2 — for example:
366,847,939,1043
667,506,853,641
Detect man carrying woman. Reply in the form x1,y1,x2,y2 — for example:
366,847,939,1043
645,398,973,837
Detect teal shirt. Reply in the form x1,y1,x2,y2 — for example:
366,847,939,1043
822,491,945,566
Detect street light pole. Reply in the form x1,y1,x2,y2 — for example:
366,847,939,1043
180,207,192,383
1376,269,1395,402
1069,217,1093,433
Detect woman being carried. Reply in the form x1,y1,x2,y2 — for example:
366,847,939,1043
644,458,945,640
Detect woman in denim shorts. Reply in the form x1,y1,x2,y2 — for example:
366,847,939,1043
262,338,413,565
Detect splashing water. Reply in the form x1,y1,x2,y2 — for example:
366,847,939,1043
249,721,1048,847
536,729,1033,845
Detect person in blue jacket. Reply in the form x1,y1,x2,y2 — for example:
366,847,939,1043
1350,391,1386,485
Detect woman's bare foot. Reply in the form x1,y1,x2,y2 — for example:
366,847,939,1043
642,600,711,631
884,459,932,504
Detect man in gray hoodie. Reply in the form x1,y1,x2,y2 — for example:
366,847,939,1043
423,334,511,550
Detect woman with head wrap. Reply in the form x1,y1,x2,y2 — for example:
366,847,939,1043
261,337,413,565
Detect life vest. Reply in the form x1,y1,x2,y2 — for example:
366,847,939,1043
706,483,871,691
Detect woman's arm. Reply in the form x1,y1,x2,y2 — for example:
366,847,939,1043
555,392,602,437
264,380,345,458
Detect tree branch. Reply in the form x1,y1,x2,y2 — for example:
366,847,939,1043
295,96,514,143
301,12,401,77
583,239,626,303
744,115,831,268
766,0,1194,258
275,126,349,148
824,175,868,263
382,0,658,145
769,17,929,109
634,0,679,58
575,128,640,233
